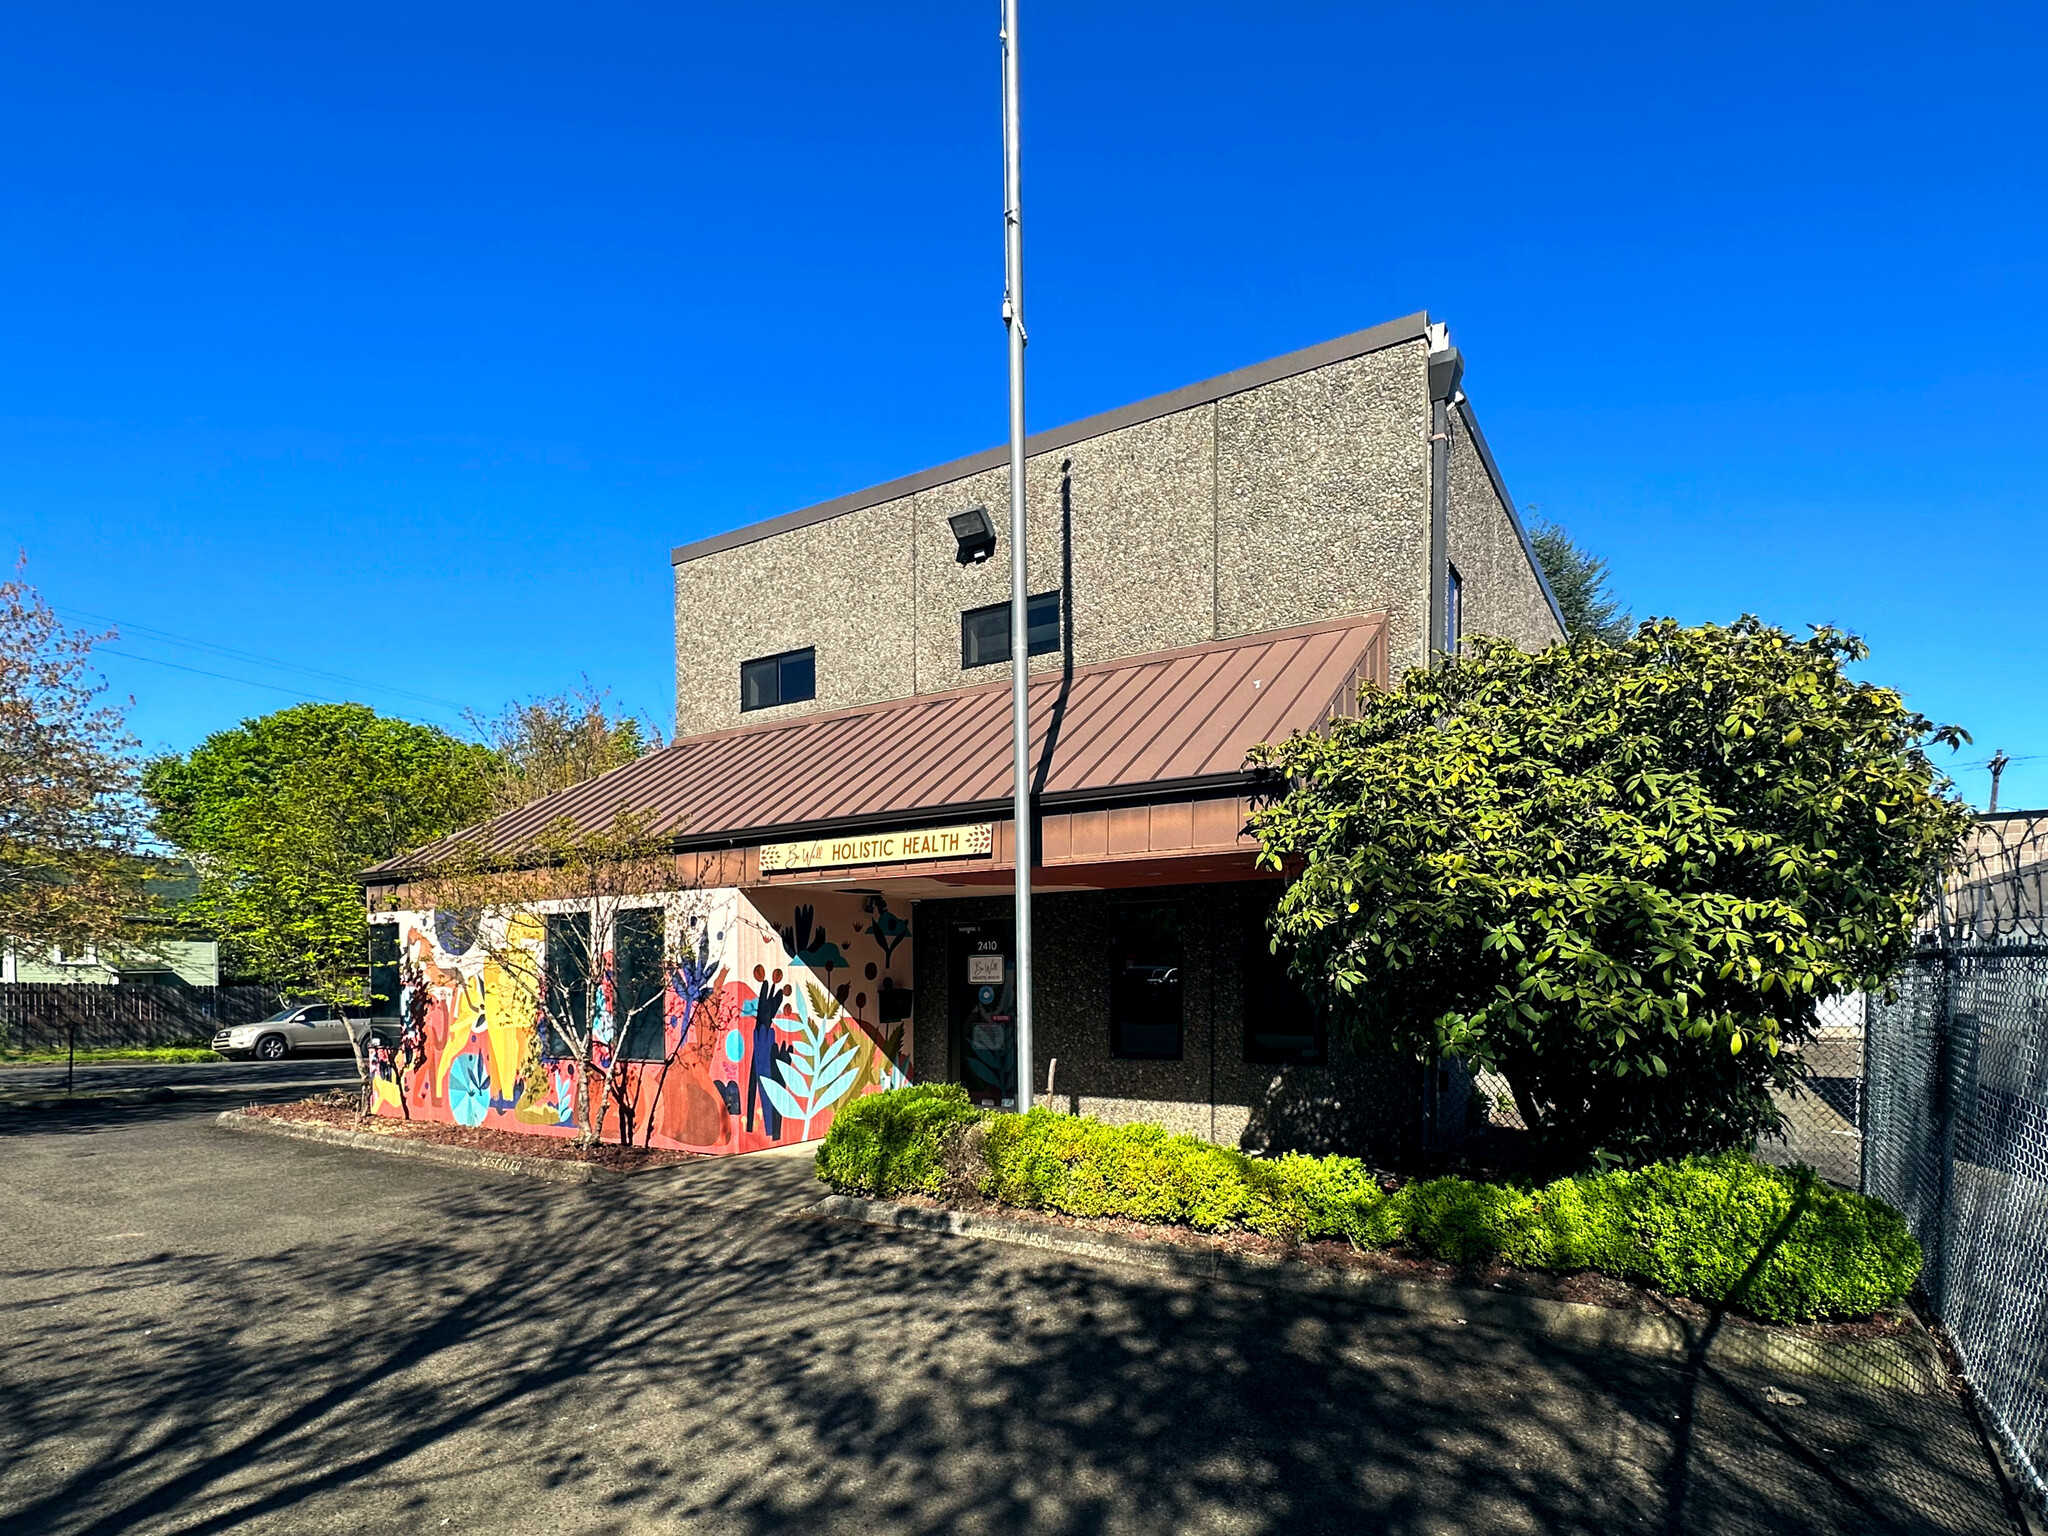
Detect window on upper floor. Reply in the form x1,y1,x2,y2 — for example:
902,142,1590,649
741,647,816,711
961,591,1060,669
1446,563,1464,655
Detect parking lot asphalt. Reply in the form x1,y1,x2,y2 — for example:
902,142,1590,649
0,1097,2019,1536
0,1058,359,1097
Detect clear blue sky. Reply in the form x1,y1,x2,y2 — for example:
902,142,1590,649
4,3,2042,808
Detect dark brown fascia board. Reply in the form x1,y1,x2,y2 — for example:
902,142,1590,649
361,775,1271,885
1452,396,1568,637
657,771,1275,859
670,311,1432,565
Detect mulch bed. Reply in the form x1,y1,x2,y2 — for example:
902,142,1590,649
247,1093,701,1172
878,1190,1913,1343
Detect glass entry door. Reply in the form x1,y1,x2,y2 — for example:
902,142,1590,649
950,922,1016,1108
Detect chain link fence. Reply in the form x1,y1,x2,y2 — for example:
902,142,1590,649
1858,812,2048,1516
1865,942,2048,1513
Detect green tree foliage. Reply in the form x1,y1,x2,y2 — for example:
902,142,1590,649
143,704,491,995
1529,516,1632,643
1247,618,1972,1168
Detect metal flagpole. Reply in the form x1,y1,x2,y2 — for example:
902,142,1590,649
1001,0,1033,1112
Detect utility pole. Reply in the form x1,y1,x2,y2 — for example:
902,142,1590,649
1000,0,1033,1111
1989,750,2010,814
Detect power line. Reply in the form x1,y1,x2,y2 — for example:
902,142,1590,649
56,604,476,714
98,648,461,728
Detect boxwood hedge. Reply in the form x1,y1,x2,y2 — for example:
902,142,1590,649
816,1091,1921,1323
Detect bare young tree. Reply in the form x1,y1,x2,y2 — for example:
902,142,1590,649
464,681,660,818
395,811,709,1146
0,559,150,961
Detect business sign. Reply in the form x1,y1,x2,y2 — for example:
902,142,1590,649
758,821,995,874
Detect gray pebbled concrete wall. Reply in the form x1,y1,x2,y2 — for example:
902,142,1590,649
1215,344,1432,676
672,338,1434,736
1446,405,1565,655
908,884,1423,1159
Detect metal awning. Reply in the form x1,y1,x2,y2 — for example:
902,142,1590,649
369,613,1387,876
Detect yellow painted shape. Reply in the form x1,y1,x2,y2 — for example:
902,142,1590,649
436,974,482,1089
481,956,539,1101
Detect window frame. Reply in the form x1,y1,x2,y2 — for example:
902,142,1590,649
368,921,401,1016
960,591,1061,670
613,906,668,1062
1107,900,1185,1061
1445,562,1464,656
543,911,593,1057
1242,899,1327,1066
740,647,817,712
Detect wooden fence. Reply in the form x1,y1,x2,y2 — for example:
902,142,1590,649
0,984,288,1051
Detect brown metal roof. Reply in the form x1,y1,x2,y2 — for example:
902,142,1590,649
368,614,1387,876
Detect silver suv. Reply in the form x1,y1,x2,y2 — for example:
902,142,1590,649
213,1004,375,1062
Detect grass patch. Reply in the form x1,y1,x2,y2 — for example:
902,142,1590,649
817,1091,1922,1324
0,1045,223,1065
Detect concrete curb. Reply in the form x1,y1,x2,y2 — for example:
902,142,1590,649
0,1079,350,1114
807,1193,1948,1395
212,1108,688,1185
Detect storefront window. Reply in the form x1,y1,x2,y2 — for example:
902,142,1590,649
1243,899,1326,1064
544,912,591,1056
614,906,667,1061
1109,902,1183,1059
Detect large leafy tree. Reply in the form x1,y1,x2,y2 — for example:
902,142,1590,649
0,565,149,955
1249,618,1971,1168
144,704,491,997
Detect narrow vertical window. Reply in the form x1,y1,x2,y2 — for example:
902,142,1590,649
614,906,667,1061
1243,898,1326,1065
368,922,400,1015
1446,564,1464,656
544,911,592,1055
1109,902,1184,1060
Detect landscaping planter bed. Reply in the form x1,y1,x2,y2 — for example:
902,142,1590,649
817,1087,1928,1328
866,1188,1918,1344
243,1094,700,1173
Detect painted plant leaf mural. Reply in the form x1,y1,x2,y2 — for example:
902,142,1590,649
758,984,862,1139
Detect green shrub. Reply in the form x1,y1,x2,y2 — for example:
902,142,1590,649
977,1109,1388,1242
1383,1153,1922,1321
813,1091,1921,1322
812,1083,981,1196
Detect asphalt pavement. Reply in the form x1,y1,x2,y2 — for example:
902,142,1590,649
0,1096,2019,1536
0,1058,359,1096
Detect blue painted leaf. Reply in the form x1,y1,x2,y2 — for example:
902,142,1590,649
760,1076,806,1121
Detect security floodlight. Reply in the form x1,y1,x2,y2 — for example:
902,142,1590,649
949,506,998,565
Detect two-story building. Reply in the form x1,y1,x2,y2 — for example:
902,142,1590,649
363,311,1562,1157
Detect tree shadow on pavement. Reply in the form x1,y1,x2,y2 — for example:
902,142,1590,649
0,1129,2019,1536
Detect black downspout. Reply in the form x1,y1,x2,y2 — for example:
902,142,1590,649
1427,341,1464,662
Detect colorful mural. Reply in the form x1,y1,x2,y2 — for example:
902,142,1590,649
367,887,914,1153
